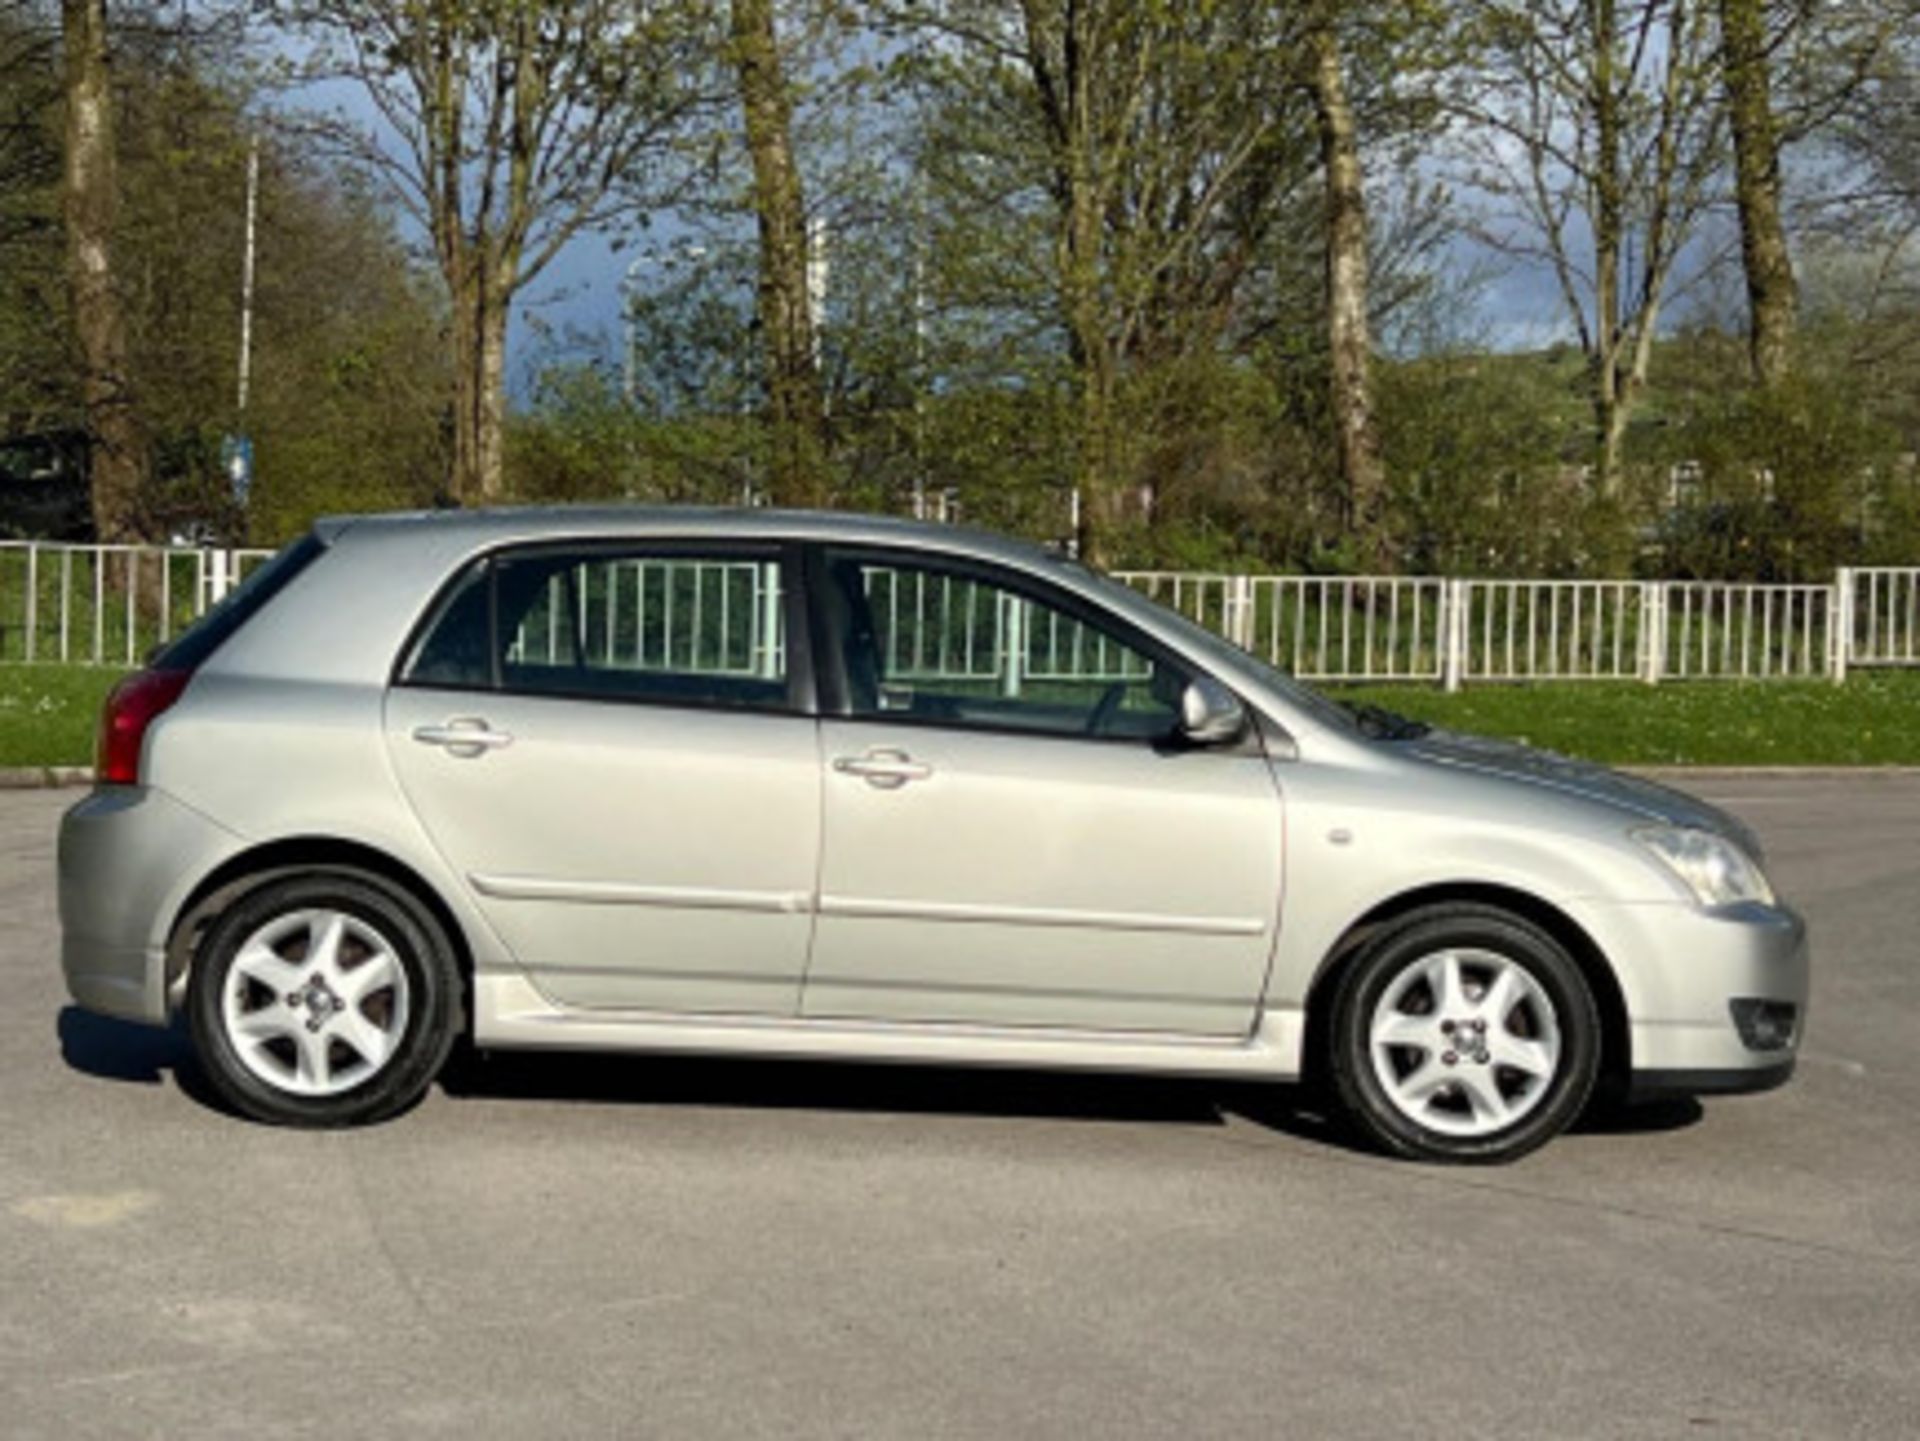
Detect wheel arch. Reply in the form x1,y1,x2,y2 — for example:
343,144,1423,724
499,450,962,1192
164,836,476,1000
1300,881,1631,1100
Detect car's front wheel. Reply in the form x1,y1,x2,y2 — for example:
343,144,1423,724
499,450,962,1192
187,871,462,1126
1328,903,1601,1163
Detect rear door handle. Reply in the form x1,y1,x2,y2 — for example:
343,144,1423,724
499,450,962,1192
832,749,932,789
413,719,513,757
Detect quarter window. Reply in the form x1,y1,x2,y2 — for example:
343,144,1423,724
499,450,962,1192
402,548,790,712
152,533,325,672
404,561,490,688
823,552,1183,740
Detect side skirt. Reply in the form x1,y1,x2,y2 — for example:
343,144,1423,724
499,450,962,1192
471,972,1305,1081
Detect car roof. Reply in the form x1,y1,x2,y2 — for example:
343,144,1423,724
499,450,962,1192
314,505,1066,571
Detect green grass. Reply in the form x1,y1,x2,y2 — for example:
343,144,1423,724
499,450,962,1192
0,665,125,768
1335,671,1920,766
0,663,1915,769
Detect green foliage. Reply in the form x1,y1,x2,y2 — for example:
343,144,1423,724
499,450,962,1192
1379,352,1587,574
6,0,1920,577
0,7,447,543
507,362,764,506
1339,673,1920,767
0,7,66,434
1640,365,1914,581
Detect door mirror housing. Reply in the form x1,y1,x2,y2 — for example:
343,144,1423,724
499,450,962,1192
1178,677,1246,746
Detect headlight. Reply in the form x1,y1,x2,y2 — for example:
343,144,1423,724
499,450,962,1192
1632,826,1776,909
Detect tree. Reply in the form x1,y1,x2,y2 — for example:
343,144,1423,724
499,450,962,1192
1300,0,1458,567
1719,0,1792,387
6,9,449,539
1,5,64,431
272,0,723,504
113,32,455,536
2,6,58,249
1305,11,1387,564
62,0,147,538
729,0,828,506
1717,1,1913,389
881,0,1312,564
1458,0,1725,499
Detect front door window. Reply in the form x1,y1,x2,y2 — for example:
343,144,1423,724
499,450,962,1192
821,552,1183,741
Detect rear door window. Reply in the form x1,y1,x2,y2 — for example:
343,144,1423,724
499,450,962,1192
400,545,795,714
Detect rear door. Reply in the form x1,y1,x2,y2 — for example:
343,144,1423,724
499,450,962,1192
384,541,820,1015
802,547,1285,1036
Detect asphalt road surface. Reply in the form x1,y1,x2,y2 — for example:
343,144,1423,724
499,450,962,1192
3,775,1916,1438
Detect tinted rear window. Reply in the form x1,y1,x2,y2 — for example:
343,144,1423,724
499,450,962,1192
399,545,793,713
151,533,326,672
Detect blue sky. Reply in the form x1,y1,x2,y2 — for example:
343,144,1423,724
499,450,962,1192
510,225,1595,391
288,69,1654,397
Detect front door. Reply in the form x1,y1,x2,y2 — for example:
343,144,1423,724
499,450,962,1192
385,542,819,1015
803,549,1284,1036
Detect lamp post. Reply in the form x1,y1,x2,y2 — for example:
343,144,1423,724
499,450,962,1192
220,134,260,537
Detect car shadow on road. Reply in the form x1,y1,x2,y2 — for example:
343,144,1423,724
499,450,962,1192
443,1049,1703,1150
441,1047,1370,1147
57,1006,195,1084
55,1009,1704,1149
56,1006,231,1114
1573,1094,1704,1136
444,1047,1228,1123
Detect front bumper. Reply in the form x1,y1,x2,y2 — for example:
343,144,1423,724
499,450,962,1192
59,786,242,1026
1630,1059,1796,1099
1565,895,1809,1093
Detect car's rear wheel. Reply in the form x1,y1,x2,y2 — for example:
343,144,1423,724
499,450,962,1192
1328,903,1600,1163
188,872,461,1126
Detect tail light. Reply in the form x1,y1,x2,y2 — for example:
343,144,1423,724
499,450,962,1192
96,668,192,786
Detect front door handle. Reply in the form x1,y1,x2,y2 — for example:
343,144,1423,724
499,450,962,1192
832,749,932,789
413,718,513,758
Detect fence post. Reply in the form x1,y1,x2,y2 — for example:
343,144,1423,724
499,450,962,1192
1001,593,1025,698
208,548,231,606
1442,579,1466,692
23,542,37,663
1640,582,1665,685
1230,574,1255,651
1830,566,1853,684
757,564,783,679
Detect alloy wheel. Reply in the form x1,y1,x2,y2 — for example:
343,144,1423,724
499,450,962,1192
219,908,412,1097
1366,947,1562,1138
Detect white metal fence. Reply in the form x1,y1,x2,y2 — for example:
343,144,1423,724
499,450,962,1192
1112,567,1903,690
865,567,1150,691
506,558,786,678
1845,568,1920,671
0,541,272,667
1122,574,1450,682
0,537,1912,689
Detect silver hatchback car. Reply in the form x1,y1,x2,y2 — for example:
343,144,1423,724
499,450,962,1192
59,508,1807,1161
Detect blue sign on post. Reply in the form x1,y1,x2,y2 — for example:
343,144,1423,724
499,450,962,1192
221,434,254,509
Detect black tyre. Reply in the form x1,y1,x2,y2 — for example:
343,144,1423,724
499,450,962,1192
187,870,462,1127
1327,903,1601,1164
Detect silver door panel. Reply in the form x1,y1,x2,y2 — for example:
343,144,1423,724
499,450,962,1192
805,721,1284,1034
386,687,820,1013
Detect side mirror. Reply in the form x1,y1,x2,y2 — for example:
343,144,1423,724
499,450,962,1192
1178,677,1246,746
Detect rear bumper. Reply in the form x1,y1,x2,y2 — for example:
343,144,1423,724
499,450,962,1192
1566,895,1809,1091
59,786,242,1026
